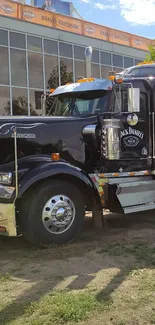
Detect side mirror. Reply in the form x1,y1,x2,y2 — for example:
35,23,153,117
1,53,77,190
128,87,140,112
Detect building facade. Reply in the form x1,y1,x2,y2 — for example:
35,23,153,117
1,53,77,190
0,13,149,116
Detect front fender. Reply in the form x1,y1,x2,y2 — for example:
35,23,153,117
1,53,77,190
16,161,101,207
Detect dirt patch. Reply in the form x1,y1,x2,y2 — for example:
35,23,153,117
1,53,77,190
1,211,155,324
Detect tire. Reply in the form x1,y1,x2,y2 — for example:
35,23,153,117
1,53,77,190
19,180,85,247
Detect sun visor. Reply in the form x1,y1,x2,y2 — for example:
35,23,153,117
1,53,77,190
51,78,113,97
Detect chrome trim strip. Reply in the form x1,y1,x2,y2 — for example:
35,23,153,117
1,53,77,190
89,170,152,178
14,129,18,199
153,112,155,158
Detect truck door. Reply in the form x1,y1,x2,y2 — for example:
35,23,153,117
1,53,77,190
118,82,152,171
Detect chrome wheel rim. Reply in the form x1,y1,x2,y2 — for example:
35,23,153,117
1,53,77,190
42,194,75,234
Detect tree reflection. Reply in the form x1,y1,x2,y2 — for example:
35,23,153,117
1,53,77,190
5,97,38,116
4,61,73,116
46,60,73,115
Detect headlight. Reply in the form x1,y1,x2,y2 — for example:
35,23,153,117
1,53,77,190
0,173,12,185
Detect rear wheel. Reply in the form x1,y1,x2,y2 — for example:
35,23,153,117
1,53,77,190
19,180,85,247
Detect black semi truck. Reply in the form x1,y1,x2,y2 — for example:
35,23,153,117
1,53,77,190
0,47,155,247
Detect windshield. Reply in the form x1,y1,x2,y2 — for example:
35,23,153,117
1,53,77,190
51,90,111,116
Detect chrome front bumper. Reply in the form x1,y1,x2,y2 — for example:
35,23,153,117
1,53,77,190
0,203,17,236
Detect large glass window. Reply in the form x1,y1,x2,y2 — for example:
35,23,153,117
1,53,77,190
10,49,27,87
100,52,111,66
74,46,85,60
92,64,100,78
0,47,9,85
124,57,134,68
60,58,73,85
44,39,58,55
44,55,58,89
0,87,10,115
28,52,43,89
59,42,72,58
113,54,123,68
10,32,26,49
11,88,28,115
74,60,85,81
92,50,99,63
113,67,123,74
135,59,143,65
0,29,8,46
27,36,42,52
101,66,111,79
29,89,44,116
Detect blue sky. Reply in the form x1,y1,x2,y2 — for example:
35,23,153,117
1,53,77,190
71,0,155,39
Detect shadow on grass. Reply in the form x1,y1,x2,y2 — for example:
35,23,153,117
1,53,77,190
0,211,155,324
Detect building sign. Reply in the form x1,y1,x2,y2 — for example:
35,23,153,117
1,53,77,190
0,0,153,51
0,0,17,17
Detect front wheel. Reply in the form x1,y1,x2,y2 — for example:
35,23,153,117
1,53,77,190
19,180,85,247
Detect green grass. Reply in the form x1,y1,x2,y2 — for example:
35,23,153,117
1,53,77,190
0,291,112,325
97,243,155,266
2,242,155,325
0,272,11,282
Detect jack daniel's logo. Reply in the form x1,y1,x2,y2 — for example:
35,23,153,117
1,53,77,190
121,127,144,148
121,127,144,139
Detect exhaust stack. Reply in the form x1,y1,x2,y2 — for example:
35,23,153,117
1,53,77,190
85,47,92,78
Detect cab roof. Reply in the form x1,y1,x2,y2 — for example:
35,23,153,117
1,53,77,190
51,78,113,97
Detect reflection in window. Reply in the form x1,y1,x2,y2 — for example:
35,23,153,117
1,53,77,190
113,54,123,68
74,46,85,60
27,36,42,52
0,47,9,85
59,42,72,58
11,88,28,115
29,89,43,116
0,29,8,46
131,67,155,77
100,52,111,65
10,49,27,87
124,57,134,68
54,92,110,116
60,58,73,85
74,60,85,81
10,32,26,49
0,86,10,115
28,52,43,89
44,39,58,55
44,55,58,89
101,66,111,79
92,64,100,78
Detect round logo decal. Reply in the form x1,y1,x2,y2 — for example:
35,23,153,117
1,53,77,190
127,114,138,126
123,136,139,147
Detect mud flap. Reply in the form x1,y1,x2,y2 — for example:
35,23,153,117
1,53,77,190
92,204,108,232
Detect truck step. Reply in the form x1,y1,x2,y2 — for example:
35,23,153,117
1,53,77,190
124,202,155,214
116,180,155,210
